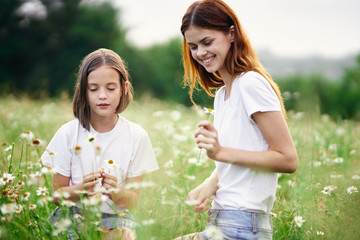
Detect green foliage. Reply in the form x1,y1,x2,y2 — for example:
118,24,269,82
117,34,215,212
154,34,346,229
0,0,129,97
0,0,359,119
0,96,359,239
277,54,360,120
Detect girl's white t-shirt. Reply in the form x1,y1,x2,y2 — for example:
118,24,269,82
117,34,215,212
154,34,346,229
41,115,159,214
212,71,281,214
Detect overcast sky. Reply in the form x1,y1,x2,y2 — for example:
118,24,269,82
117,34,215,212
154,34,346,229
113,0,360,59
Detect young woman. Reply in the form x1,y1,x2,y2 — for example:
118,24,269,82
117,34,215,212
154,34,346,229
41,48,159,239
176,0,298,239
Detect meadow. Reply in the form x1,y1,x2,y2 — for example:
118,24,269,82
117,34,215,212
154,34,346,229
0,95,359,239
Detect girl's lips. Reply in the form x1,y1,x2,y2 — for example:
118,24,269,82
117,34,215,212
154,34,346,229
98,103,110,108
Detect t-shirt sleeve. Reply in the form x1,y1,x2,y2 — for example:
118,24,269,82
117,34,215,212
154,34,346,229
127,125,159,178
239,72,281,120
40,124,73,177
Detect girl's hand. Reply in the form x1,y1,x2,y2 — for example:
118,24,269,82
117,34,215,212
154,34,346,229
100,171,118,190
194,120,221,160
83,171,101,195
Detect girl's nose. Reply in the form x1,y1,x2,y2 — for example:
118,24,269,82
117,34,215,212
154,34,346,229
99,89,107,99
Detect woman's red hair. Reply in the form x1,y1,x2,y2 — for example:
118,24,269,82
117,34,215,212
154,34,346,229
181,0,286,117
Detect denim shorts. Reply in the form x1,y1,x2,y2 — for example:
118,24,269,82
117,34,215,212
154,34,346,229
200,209,273,240
43,206,138,240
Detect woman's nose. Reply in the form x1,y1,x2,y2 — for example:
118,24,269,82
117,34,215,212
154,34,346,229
197,46,207,58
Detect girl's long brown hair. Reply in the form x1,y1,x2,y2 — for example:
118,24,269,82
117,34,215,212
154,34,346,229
181,0,286,116
73,48,133,130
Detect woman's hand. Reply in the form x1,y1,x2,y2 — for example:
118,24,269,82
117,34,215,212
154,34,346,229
82,171,101,195
187,184,212,213
187,170,218,213
194,120,222,160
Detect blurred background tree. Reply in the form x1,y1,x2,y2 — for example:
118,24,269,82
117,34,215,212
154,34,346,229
0,0,359,119
0,0,132,97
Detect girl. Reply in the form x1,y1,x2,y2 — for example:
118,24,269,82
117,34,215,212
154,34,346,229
176,0,298,239
41,48,159,239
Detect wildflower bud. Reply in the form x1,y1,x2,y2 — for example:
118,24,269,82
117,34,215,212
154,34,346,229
95,146,101,155
75,146,82,155
20,130,34,141
31,139,43,148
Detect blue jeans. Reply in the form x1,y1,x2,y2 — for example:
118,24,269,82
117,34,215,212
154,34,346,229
43,206,137,240
200,209,273,240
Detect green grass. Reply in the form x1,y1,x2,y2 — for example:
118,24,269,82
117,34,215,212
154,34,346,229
0,95,359,239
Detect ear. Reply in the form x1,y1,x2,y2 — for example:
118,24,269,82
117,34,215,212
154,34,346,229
229,25,235,42
124,81,129,95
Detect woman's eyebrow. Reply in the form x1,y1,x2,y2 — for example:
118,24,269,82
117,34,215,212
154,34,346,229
187,36,210,45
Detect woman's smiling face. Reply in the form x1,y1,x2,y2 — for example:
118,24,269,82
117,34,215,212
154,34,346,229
184,25,234,76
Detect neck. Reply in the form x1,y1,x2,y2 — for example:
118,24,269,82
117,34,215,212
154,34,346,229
218,70,233,99
218,69,232,86
90,114,118,133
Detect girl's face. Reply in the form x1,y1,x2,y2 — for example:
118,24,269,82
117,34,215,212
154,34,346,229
87,65,125,121
184,25,234,76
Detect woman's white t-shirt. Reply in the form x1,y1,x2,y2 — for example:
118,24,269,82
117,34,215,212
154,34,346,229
41,115,159,214
212,71,281,214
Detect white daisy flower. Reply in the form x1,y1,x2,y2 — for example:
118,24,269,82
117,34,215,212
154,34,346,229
36,186,48,196
185,199,200,206
14,204,23,213
2,173,15,184
294,216,305,227
61,200,76,207
29,204,37,210
170,110,181,121
347,186,358,194
205,225,224,240
352,175,360,180
142,218,156,226
4,145,12,152
333,157,344,164
203,107,215,115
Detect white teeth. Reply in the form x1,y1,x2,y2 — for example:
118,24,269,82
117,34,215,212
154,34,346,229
203,57,214,63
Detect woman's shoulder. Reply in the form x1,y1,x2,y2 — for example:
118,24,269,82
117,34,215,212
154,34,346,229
235,71,268,90
238,71,266,83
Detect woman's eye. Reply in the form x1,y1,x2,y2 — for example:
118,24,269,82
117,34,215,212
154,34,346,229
204,41,212,46
108,88,115,91
189,45,197,51
89,88,97,92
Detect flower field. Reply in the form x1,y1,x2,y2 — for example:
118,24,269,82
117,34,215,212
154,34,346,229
0,95,359,239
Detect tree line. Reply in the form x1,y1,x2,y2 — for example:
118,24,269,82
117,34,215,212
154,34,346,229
1,0,359,120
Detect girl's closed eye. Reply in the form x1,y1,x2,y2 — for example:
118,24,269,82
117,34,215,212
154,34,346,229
89,88,98,92
107,88,115,91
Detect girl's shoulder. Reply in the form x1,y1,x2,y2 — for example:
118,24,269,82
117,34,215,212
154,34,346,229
58,118,81,132
118,116,149,138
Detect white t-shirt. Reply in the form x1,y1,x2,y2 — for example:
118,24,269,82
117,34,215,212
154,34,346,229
212,71,281,213
41,115,159,214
